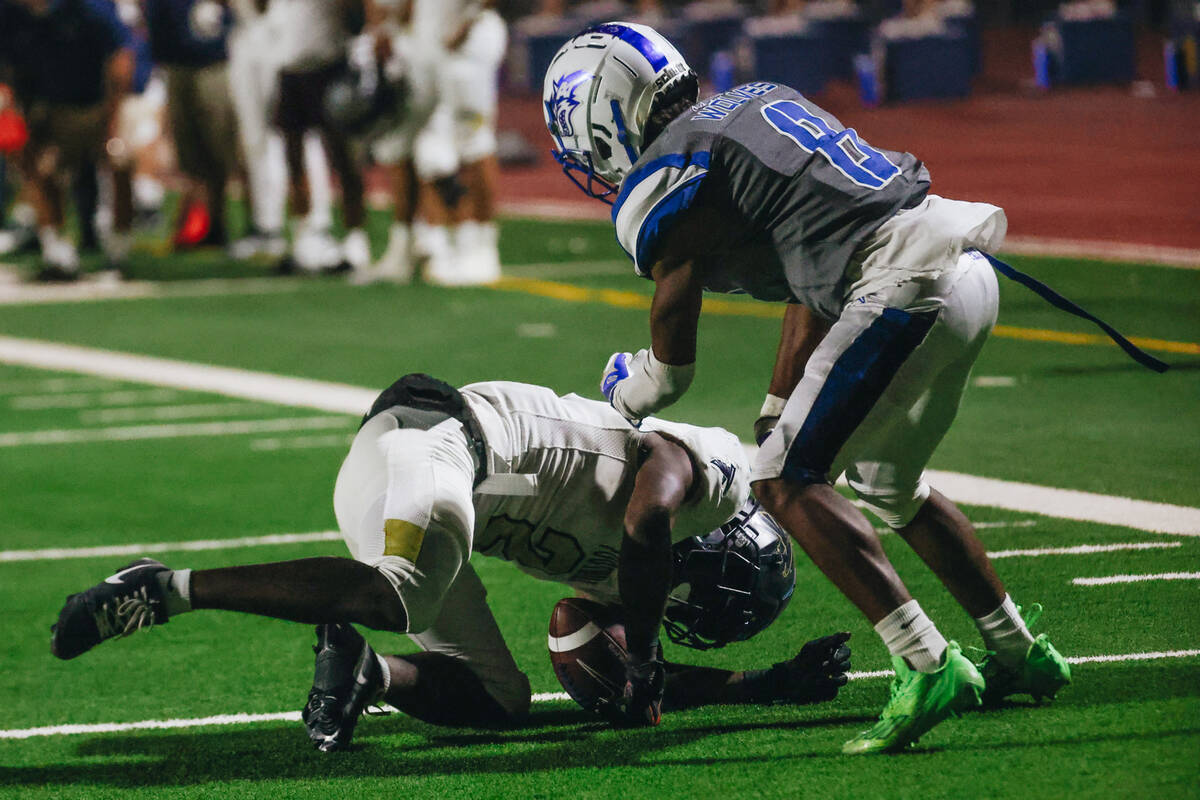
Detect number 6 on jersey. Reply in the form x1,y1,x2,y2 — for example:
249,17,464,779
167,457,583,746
761,100,901,190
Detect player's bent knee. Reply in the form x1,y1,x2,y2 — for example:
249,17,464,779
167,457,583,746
753,476,827,516
852,481,932,530
491,672,533,721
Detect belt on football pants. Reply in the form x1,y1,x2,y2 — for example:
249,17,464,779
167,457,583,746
363,374,490,487
980,251,1170,373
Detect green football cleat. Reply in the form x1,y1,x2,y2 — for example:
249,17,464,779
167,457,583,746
977,604,1071,705
843,641,984,755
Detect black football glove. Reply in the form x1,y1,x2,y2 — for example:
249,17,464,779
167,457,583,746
743,631,852,705
616,655,665,726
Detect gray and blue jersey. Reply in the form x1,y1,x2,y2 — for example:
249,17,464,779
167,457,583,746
612,82,930,320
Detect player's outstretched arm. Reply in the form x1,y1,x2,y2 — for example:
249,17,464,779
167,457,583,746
616,436,696,725
600,256,703,423
663,632,852,709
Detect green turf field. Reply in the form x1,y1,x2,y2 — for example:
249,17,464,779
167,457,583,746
1,217,1198,799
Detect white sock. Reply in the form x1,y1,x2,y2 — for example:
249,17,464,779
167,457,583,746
375,653,392,696
378,223,411,270
385,222,410,255
155,568,193,617
974,594,1035,669
875,599,948,673
413,221,451,259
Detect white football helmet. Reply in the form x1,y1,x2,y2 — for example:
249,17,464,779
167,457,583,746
542,22,696,203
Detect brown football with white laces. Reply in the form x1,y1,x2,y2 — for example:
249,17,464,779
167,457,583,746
548,597,629,714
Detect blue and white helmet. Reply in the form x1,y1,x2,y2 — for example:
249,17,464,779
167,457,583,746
543,22,696,203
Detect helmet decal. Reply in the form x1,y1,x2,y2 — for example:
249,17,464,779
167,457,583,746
546,69,592,143
609,100,640,164
586,23,670,72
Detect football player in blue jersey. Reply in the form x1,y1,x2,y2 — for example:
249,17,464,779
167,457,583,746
543,23,1090,754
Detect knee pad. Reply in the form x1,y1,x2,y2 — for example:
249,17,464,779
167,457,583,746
413,110,459,180
851,480,931,529
455,117,496,164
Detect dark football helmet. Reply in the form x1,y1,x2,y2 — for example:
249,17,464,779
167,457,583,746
664,499,795,650
323,56,407,138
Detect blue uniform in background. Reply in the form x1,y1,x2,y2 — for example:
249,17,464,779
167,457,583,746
0,0,133,107
144,0,233,68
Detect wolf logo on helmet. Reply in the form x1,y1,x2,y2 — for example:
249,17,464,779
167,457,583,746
545,70,589,141
541,22,697,203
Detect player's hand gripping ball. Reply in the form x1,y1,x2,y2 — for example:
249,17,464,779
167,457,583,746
548,597,634,720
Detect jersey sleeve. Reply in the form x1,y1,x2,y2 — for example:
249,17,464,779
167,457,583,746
611,149,713,277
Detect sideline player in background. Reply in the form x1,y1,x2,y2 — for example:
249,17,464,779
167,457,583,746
270,0,370,274
0,0,138,280
51,375,851,751
363,0,506,285
543,23,1078,754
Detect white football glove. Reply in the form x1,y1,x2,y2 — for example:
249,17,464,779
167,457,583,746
600,349,695,424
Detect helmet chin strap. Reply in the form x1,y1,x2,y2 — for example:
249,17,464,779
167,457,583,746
609,100,641,166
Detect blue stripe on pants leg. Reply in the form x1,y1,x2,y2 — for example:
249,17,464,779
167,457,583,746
782,307,940,486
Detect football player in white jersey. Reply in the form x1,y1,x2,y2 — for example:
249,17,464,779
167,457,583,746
51,375,851,751
270,0,372,274
363,0,506,285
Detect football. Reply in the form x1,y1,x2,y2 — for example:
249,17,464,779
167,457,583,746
548,597,629,716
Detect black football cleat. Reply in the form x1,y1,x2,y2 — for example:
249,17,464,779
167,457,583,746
302,623,384,752
51,558,171,659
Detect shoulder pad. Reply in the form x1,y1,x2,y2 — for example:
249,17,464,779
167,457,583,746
612,150,712,276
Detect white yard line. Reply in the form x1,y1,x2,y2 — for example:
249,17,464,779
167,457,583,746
4,648,1197,740
251,434,357,451
988,541,1182,559
0,337,376,415
80,402,269,424
0,531,342,563
976,520,1039,530
1073,571,1200,586
0,277,307,306
876,519,1038,535
2,335,1198,534
2,527,1166,565
1067,649,1200,664
0,376,118,394
0,417,353,447
922,469,1200,537
12,388,179,409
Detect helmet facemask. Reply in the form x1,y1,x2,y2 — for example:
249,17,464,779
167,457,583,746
664,502,796,651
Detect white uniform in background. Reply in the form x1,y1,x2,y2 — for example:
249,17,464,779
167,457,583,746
227,0,334,261
370,0,506,285
332,381,749,716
